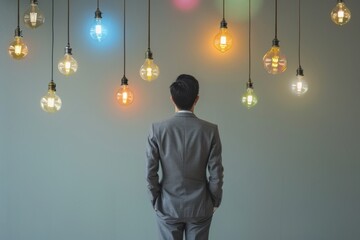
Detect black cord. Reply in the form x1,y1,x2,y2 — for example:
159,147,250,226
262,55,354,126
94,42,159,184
17,0,20,28
148,0,151,50
51,0,54,83
249,0,251,81
67,0,70,46
223,0,225,20
97,0,99,9
275,0,278,39
298,0,301,67
123,0,126,76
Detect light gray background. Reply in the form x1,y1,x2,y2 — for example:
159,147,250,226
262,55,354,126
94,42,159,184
1,0,359,239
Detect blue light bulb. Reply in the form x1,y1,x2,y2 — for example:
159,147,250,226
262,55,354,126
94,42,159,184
90,17,107,42
90,8,107,42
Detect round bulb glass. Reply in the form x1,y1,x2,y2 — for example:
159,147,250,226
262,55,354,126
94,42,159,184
23,2,45,29
214,27,233,53
8,36,28,60
140,58,160,81
291,75,308,96
116,85,134,106
242,87,258,109
263,46,287,74
58,53,78,76
41,89,62,113
90,18,108,42
331,2,351,26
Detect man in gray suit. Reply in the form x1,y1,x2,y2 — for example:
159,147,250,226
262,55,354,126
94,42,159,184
146,74,224,240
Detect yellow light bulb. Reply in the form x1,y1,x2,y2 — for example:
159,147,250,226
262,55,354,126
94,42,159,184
331,1,351,26
8,36,28,60
214,20,233,53
263,44,287,74
140,57,160,82
40,82,62,113
23,0,45,29
58,52,78,76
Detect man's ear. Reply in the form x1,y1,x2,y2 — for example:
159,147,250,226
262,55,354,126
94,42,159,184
194,96,199,105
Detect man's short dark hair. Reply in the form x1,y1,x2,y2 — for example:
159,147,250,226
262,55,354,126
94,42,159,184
170,74,199,110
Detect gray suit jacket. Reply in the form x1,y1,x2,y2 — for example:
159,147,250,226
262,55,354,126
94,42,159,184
146,112,224,219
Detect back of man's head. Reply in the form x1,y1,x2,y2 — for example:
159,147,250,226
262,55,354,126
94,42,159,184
170,74,199,111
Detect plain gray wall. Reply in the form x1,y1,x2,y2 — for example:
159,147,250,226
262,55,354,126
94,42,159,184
1,0,360,239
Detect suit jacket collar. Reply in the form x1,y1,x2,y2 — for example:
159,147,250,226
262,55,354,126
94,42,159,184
174,111,196,118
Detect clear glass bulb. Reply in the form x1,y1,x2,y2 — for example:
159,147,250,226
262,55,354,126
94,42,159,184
58,53,78,76
23,1,45,29
242,86,258,109
331,1,351,26
41,89,62,113
263,45,287,74
8,36,28,60
116,85,134,106
90,17,108,42
214,27,233,53
140,58,160,81
291,74,308,96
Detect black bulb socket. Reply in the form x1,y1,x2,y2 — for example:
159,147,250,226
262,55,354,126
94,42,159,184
121,76,129,86
14,27,22,37
220,18,228,28
31,0,39,5
272,38,280,47
65,45,73,55
95,8,102,19
48,81,56,91
296,66,304,76
246,80,254,89
145,49,153,60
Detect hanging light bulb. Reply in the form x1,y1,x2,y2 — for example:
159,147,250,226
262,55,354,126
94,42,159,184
213,0,233,53
140,0,160,82
263,0,287,74
242,81,258,109
291,67,308,96
291,0,308,96
140,50,160,81
331,0,351,26
116,76,134,106
242,0,258,109
58,46,78,75
23,0,45,29
9,0,28,60
9,29,28,60
263,40,287,74
41,0,62,113
90,0,108,41
59,0,78,76
41,81,62,113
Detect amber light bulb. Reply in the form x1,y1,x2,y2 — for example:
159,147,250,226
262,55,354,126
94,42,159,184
263,39,287,74
116,76,134,106
9,28,28,60
214,19,233,53
331,0,351,26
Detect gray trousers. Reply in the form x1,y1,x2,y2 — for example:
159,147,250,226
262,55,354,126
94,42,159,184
156,213,213,240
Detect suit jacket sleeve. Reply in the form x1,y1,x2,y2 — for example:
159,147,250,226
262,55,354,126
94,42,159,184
145,124,161,207
208,125,224,207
